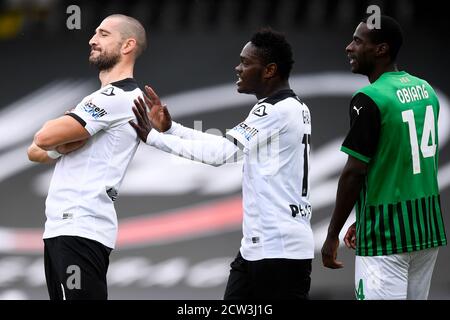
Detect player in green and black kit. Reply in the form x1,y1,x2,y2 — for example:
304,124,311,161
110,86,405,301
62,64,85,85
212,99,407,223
321,15,447,299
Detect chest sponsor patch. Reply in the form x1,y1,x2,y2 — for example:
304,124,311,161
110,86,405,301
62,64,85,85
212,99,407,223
232,122,259,141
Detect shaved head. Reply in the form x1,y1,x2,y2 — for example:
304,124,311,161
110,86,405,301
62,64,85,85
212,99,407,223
106,14,147,57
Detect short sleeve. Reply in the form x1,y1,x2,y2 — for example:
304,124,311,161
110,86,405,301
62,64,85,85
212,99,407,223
226,103,281,151
69,89,139,136
341,92,381,163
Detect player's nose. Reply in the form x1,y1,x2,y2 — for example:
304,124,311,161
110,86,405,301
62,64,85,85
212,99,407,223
345,42,353,53
89,34,98,46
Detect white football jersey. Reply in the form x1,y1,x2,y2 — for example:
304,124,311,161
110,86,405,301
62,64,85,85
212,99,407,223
43,78,141,249
227,89,314,260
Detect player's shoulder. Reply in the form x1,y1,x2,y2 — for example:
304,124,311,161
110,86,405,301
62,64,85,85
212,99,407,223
408,74,437,94
252,89,304,116
353,82,377,99
262,89,302,107
350,92,379,112
103,78,140,98
110,78,140,92
92,78,141,106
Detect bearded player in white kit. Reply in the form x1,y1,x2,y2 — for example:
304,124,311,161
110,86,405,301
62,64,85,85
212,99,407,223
27,14,146,300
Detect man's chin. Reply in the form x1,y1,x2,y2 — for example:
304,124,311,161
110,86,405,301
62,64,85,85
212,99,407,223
236,84,249,94
350,66,360,74
89,54,100,64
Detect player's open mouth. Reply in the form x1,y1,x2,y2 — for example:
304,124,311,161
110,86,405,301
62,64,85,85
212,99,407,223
236,74,242,85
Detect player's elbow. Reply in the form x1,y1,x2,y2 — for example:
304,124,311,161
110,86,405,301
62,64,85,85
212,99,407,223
34,127,55,150
341,165,366,187
209,154,227,167
27,144,42,163
342,156,368,180
27,145,36,162
209,161,224,167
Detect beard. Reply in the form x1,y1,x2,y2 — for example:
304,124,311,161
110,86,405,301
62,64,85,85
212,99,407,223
89,49,121,71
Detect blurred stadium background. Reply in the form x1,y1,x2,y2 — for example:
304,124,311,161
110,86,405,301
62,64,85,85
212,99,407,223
0,0,449,299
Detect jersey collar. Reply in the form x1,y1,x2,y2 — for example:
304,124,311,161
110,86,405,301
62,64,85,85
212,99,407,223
258,89,297,105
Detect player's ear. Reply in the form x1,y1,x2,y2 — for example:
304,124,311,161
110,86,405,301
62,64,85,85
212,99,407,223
122,38,137,55
376,42,389,57
264,63,277,79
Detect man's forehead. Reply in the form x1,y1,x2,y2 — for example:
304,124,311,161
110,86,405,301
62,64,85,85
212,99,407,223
241,42,258,57
96,17,121,32
354,22,370,37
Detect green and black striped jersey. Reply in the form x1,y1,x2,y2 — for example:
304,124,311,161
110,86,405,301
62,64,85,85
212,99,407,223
342,71,447,256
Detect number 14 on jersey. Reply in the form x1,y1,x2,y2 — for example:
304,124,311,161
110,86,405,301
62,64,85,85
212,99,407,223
402,105,436,174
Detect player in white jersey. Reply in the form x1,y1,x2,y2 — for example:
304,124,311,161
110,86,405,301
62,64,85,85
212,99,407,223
27,14,146,300
130,29,314,299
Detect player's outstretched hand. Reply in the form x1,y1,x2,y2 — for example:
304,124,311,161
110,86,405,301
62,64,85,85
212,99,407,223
130,97,153,142
144,85,172,132
321,236,344,269
344,222,357,250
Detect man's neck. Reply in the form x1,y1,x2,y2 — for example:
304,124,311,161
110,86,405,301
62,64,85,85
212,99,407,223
368,63,398,84
99,63,134,87
256,81,290,100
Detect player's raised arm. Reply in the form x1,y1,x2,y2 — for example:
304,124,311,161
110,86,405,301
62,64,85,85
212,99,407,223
130,96,154,142
130,96,241,166
143,85,172,132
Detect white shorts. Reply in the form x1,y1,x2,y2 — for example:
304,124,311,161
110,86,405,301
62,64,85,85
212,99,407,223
355,247,439,300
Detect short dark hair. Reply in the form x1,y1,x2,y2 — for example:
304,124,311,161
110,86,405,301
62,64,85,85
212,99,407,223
362,15,403,61
250,28,294,80
107,14,147,58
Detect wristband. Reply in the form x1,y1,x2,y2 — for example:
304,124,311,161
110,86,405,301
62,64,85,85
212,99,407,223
47,150,62,159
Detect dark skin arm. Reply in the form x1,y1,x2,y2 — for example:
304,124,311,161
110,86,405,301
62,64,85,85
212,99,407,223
130,95,153,142
321,155,367,268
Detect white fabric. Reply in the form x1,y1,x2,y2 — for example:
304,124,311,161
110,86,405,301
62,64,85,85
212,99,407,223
227,97,313,261
354,247,439,300
47,150,62,159
147,125,241,166
147,94,314,260
43,79,141,249
166,121,226,141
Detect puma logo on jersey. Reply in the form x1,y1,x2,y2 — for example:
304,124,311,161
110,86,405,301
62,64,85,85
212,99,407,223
252,105,268,117
353,105,363,115
101,87,115,96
